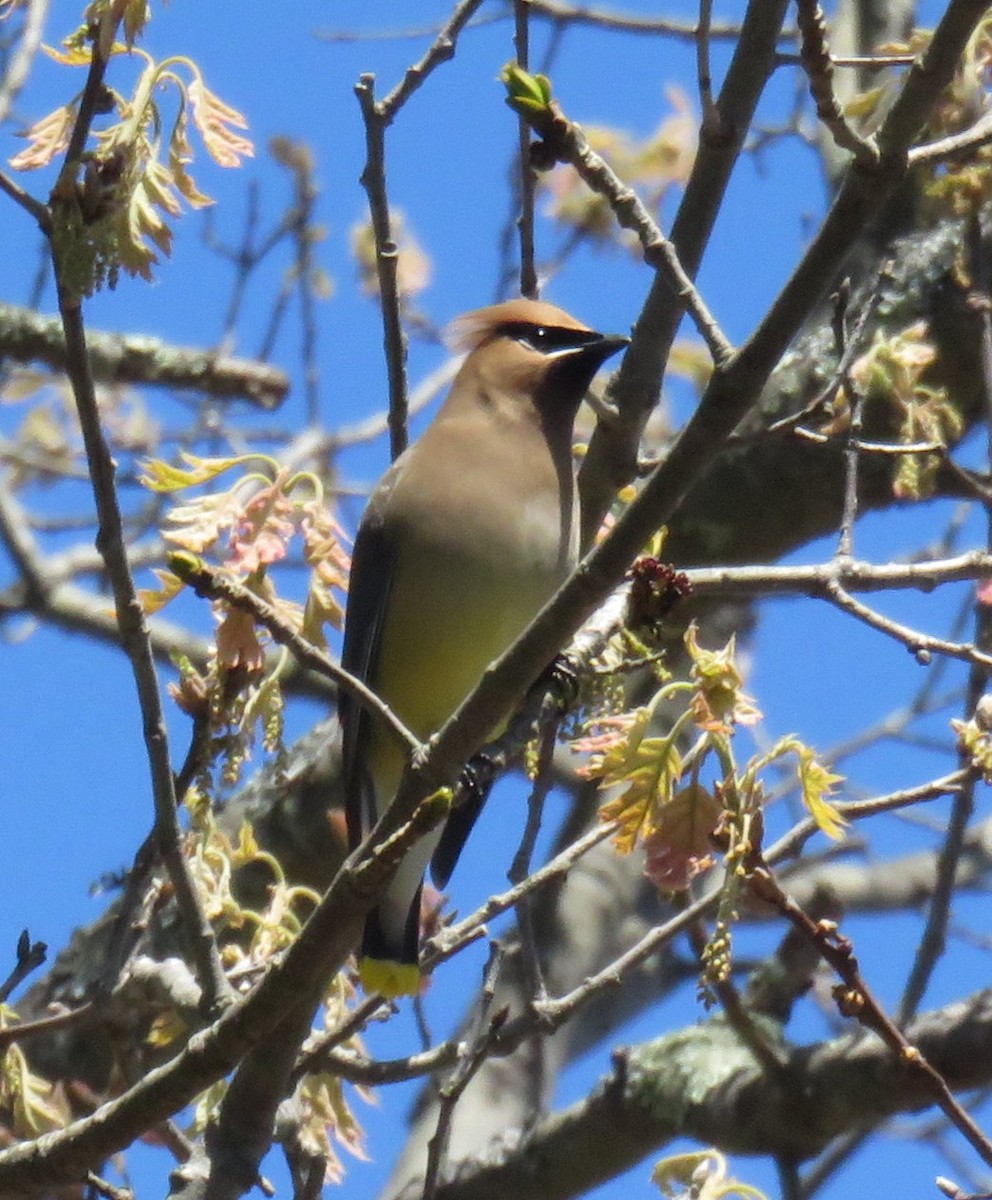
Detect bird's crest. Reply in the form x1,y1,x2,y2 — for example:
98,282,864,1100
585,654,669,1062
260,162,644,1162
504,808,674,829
444,298,592,354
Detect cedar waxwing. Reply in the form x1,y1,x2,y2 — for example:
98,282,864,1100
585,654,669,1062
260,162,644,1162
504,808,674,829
341,297,628,997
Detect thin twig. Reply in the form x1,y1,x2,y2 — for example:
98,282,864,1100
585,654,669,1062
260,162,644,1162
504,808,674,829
909,109,992,165
825,581,992,671
282,143,322,423
0,931,47,1004
834,280,864,559
296,821,617,1080
0,1001,97,1051
354,0,483,460
695,0,720,137
776,52,917,70
685,913,787,1076
376,0,486,122
355,73,409,461
317,4,762,43
514,771,966,1043
897,218,992,1027
46,27,232,1018
763,260,891,441
0,485,48,601
749,862,992,1171
422,947,507,1200
295,152,321,427
577,0,788,540
795,0,880,167
169,554,419,756
0,165,48,225
85,1172,133,1200
57,292,233,1015
314,1035,463,1088
513,0,538,299
311,767,974,1094
517,93,733,365
526,0,755,40
681,550,992,600
800,1129,873,1198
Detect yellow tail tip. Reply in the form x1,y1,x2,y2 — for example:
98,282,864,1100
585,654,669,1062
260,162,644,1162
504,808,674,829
359,956,423,998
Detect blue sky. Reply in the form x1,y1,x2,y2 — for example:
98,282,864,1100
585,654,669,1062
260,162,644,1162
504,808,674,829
0,2,987,1198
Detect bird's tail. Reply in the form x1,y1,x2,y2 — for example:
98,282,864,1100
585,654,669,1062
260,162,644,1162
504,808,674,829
358,884,424,998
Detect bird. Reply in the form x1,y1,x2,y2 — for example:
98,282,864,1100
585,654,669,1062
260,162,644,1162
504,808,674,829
340,297,629,998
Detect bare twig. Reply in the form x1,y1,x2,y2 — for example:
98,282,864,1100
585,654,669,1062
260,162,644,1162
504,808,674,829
513,0,538,299
685,914,787,1076
304,1036,463,1088
682,550,992,600
517,93,734,365
764,262,890,448
834,283,866,559
897,218,992,1027
909,109,992,165
375,0,485,122
695,0,720,137
507,701,559,1006
57,294,234,1016
422,948,507,1200
0,931,47,1004
0,1000,97,1051
288,145,322,424
526,0,753,40
355,73,410,460
578,0,789,542
86,1171,133,1200
318,4,758,43
795,0,880,167
749,863,992,1171
0,165,48,225
824,581,992,671
296,821,618,1080
354,1,482,459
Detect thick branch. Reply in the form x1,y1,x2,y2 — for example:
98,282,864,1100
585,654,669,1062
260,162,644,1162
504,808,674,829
0,302,289,408
422,989,992,1200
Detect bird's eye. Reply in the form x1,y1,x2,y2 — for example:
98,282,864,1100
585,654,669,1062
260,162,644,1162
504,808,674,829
498,320,602,355
510,325,549,350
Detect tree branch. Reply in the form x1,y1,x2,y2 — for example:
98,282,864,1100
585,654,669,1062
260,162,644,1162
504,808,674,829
0,301,289,408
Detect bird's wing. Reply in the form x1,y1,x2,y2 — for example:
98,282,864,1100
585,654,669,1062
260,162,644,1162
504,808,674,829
340,474,398,851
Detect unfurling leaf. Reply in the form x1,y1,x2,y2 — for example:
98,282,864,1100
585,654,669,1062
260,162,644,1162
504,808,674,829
685,624,761,733
15,47,251,291
953,714,992,781
9,102,77,170
140,452,247,493
137,569,185,615
187,75,253,168
500,62,554,114
652,1147,768,1200
762,736,846,839
642,784,720,892
579,709,684,854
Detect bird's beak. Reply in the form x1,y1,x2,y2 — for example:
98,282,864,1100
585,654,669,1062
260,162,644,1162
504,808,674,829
582,332,629,368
